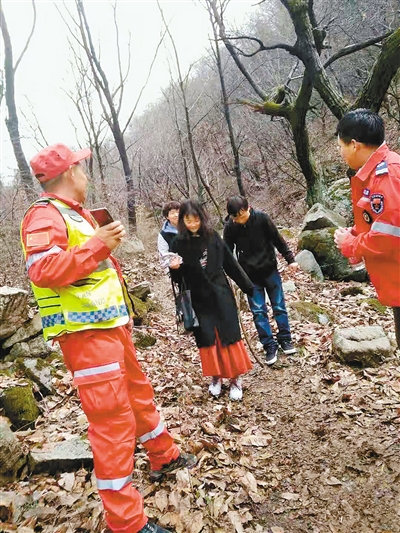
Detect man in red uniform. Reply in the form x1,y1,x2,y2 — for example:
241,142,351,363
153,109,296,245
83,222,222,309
21,143,196,533
334,109,400,348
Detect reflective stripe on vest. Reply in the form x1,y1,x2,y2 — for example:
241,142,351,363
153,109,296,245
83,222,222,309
96,474,132,491
68,304,128,324
138,420,165,444
371,220,400,238
26,245,63,270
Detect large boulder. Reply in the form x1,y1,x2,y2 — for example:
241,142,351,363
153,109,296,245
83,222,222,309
299,228,367,281
326,178,353,225
295,249,324,281
301,203,347,231
0,287,29,340
0,417,28,485
332,326,393,367
2,313,43,350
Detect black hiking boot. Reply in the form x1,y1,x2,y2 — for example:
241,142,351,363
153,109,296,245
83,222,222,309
149,452,197,482
138,522,172,533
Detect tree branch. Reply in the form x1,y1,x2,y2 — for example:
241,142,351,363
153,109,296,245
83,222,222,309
324,31,394,69
14,0,36,72
224,35,298,57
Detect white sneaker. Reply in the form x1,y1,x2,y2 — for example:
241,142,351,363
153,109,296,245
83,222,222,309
208,377,222,397
229,378,243,401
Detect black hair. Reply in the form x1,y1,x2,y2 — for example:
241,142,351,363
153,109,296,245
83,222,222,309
226,195,249,217
336,109,384,146
162,201,181,218
178,200,214,239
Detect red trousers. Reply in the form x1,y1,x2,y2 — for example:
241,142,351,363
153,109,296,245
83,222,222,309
59,325,179,533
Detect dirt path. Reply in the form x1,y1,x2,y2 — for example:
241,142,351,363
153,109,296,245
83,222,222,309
2,251,400,533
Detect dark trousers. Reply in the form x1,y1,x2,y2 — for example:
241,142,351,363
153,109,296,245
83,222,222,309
247,269,291,349
393,307,400,349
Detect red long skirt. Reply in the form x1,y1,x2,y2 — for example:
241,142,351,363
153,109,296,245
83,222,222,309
199,331,252,379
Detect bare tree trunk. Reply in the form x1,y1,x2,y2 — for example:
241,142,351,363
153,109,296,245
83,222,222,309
74,0,137,230
354,28,400,111
158,2,223,222
0,4,36,204
209,11,245,196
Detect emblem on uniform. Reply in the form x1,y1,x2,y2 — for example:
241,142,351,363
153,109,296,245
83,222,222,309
362,188,370,197
370,193,384,214
375,161,388,176
69,213,84,222
362,211,372,224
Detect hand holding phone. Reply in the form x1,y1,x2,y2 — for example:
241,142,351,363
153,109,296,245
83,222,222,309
90,208,114,227
95,220,126,251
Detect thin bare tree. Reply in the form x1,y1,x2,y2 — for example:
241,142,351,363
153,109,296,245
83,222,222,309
58,0,165,231
0,0,36,203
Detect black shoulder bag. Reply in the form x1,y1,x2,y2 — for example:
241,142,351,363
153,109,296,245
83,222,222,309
171,276,199,334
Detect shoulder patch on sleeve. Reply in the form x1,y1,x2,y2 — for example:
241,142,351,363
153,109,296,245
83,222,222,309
26,232,50,248
376,161,388,176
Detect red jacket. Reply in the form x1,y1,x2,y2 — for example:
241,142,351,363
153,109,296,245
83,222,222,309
340,144,400,306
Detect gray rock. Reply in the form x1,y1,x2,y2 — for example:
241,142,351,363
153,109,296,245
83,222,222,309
295,250,324,281
30,437,93,474
128,281,151,301
6,336,52,361
301,203,347,232
326,178,353,225
2,313,43,349
282,281,296,293
0,287,29,340
0,417,28,485
299,228,367,282
332,326,393,367
16,358,55,396
119,235,145,254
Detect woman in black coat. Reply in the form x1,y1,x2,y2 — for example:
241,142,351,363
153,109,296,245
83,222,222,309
170,200,254,401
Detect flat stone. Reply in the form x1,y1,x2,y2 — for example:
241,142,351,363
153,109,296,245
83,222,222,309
332,326,393,367
2,314,43,349
30,437,93,474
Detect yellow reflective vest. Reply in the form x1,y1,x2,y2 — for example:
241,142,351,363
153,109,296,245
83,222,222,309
21,198,132,340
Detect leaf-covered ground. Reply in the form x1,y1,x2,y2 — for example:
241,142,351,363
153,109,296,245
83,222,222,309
1,250,400,533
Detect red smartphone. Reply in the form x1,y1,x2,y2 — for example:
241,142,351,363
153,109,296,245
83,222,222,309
90,208,114,227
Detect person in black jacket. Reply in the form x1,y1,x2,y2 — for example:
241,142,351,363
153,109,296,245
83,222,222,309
170,200,254,401
224,196,298,365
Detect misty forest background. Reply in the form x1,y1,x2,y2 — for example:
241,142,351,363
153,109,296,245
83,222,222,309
0,0,399,272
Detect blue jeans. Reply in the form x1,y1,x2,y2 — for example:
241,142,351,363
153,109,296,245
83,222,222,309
247,269,291,349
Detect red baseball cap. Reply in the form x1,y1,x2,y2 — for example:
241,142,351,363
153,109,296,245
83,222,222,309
30,143,92,183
